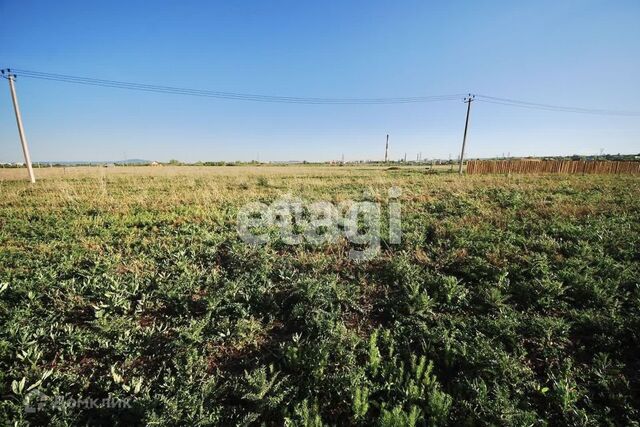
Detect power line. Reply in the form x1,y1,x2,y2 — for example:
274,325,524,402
475,95,640,116
5,69,639,116
5,68,464,105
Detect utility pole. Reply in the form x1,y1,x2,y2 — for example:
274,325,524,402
458,94,474,175
384,134,389,163
2,70,35,183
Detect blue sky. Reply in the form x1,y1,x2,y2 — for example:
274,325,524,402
1,0,638,162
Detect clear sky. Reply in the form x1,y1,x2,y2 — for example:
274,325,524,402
1,0,639,162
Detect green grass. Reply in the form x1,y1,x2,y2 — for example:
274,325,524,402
1,167,639,425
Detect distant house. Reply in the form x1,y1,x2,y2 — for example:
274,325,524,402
151,161,162,166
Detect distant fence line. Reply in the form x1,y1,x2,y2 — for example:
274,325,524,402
466,160,640,175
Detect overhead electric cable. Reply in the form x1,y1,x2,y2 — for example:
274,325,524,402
8,68,464,104
475,95,640,116
3,68,639,116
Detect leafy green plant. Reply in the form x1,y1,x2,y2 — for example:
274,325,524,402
1,168,638,425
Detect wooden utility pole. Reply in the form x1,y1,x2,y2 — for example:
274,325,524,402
3,70,35,183
458,94,475,175
384,134,389,163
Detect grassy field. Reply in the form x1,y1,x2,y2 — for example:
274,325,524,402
1,166,639,425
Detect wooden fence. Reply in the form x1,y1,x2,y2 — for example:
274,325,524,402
466,160,640,175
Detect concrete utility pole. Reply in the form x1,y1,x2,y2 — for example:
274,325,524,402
384,134,389,163
3,70,35,183
458,94,475,175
